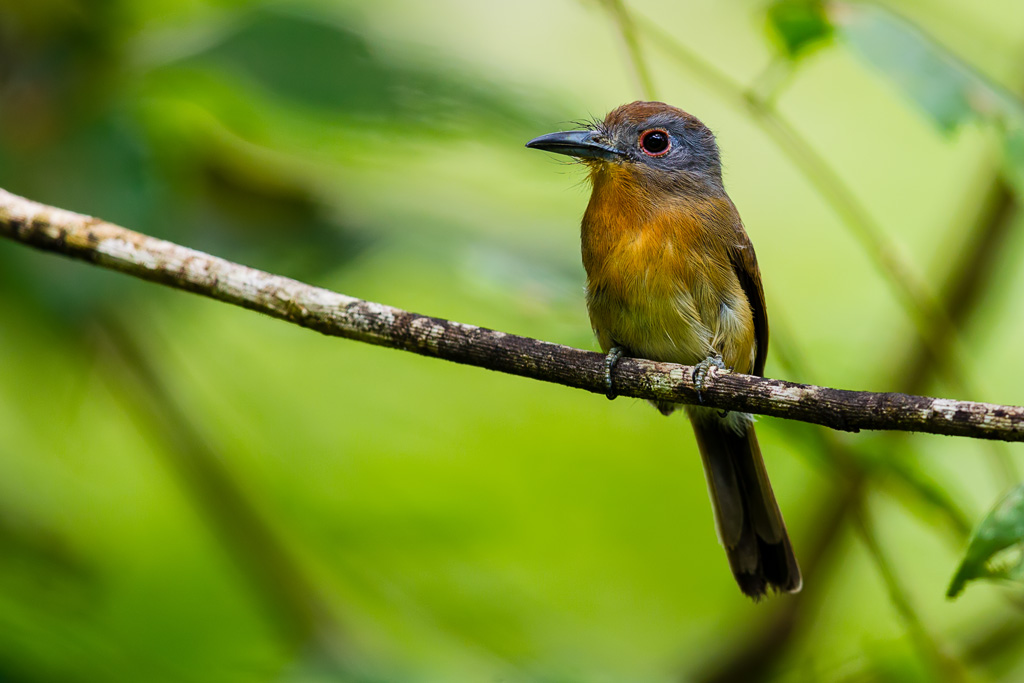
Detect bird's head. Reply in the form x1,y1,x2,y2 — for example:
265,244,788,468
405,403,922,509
527,101,724,195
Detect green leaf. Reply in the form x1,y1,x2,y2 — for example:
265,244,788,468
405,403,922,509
947,484,1024,598
766,0,834,59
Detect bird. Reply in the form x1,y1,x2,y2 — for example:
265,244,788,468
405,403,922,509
526,101,800,599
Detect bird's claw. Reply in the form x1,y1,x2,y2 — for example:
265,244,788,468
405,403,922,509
692,353,728,404
605,346,625,400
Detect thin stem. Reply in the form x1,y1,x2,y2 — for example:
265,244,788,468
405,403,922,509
748,54,796,108
599,0,658,100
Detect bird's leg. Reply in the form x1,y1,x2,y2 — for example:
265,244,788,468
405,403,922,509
692,353,727,405
604,346,626,400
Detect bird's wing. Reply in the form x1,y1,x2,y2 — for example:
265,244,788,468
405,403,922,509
727,217,769,378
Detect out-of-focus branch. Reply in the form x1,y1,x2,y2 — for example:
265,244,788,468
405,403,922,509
695,120,1020,683
599,0,657,100
852,505,967,682
3,188,1024,442
901,180,1017,392
700,179,1018,678
592,15,990,675
94,316,345,659
591,5,1024,680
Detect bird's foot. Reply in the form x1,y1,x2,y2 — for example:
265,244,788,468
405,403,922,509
692,353,727,404
605,346,625,400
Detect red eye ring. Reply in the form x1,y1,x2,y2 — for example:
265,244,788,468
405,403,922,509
639,128,671,157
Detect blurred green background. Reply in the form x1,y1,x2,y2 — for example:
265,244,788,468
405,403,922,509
2,0,1024,681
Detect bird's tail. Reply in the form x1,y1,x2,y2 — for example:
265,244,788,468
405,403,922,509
687,409,801,599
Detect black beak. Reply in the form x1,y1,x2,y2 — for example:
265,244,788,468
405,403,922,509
526,130,623,162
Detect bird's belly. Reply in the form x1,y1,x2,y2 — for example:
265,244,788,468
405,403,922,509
587,285,715,366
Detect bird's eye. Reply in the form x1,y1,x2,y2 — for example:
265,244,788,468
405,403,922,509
639,129,670,157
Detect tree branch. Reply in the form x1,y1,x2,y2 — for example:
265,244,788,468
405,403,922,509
2,187,1022,442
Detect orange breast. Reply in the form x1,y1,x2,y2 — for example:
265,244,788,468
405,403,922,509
580,166,756,373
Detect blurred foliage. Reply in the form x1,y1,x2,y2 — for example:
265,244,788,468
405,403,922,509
834,4,1021,133
2,0,1024,682
833,3,1024,200
768,1,1024,198
766,0,833,59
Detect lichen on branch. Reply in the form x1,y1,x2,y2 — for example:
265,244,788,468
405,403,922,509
1,187,1022,442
